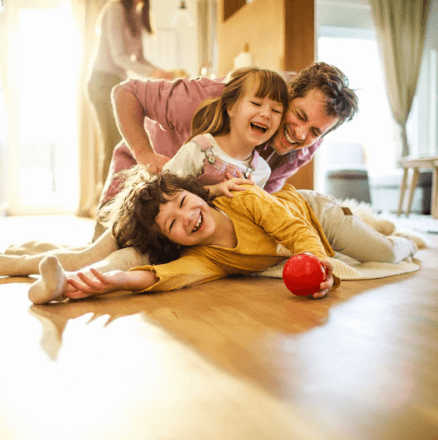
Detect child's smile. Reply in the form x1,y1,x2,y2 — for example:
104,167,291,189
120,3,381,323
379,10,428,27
222,83,285,158
155,190,216,247
192,213,204,232
250,121,268,134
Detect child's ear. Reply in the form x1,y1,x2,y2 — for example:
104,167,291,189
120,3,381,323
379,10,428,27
227,103,236,119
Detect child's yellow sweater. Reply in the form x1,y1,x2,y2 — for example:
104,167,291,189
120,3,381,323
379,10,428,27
132,184,336,293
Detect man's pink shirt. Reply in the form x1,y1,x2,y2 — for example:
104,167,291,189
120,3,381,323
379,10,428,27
103,76,321,203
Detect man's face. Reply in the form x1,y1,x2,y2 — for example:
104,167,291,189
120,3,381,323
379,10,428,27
270,89,340,156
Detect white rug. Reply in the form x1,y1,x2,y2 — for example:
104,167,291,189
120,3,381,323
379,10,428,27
390,214,438,235
256,253,420,281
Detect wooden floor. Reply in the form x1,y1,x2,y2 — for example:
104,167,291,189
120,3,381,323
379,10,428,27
1,215,438,440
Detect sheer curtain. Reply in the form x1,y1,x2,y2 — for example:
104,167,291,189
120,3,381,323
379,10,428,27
368,0,431,158
0,6,7,213
72,0,106,217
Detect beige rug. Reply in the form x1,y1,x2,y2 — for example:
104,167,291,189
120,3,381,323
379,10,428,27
256,253,420,281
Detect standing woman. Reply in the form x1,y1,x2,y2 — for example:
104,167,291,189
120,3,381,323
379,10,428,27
86,0,175,193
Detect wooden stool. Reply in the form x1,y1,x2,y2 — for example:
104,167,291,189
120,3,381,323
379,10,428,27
397,156,438,219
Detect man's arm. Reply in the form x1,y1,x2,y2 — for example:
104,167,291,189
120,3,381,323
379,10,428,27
111,83,171,173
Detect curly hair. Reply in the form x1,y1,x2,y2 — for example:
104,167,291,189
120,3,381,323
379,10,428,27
288,62,359,133
189,67,290,142
101,167,215,264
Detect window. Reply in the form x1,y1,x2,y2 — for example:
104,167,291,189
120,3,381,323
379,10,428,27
316,26,398,192
316,25,437,194
4,0,80,215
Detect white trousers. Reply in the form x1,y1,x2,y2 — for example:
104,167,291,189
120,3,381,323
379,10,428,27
297,190,416,264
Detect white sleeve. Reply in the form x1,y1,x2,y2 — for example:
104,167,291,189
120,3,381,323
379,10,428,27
251,157,271,189
162,141,205,177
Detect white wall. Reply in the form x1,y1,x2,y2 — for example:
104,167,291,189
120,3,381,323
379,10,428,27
317,0,373,29
149,0,199,78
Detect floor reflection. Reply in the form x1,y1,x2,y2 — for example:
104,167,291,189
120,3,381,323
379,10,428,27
28,294,146,360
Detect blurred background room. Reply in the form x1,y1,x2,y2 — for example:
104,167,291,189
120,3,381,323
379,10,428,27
0,0,437,221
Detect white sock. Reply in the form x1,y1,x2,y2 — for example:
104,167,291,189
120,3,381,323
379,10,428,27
393,230,428,249
28,256,68,305
388,235,418,260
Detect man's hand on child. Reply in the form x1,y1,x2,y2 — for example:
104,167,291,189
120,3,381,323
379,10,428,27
138,152,171,174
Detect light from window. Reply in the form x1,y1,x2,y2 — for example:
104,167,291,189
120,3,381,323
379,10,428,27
318,30,398,180
15,3,80,212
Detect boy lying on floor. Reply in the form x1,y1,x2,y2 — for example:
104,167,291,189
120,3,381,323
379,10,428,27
0,170,418,304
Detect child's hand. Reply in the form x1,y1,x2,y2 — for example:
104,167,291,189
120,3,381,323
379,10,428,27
226,170,255,183
310,258,334,299
209,178,254,198
206,171,255,198
66,268,131,299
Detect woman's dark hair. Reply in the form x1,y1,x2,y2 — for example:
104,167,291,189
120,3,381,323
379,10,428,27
122,0,154,36
103,167,214,264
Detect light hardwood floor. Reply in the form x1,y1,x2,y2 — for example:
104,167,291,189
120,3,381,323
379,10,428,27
0,215,437,440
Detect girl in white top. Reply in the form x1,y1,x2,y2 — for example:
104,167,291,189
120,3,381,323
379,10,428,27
159,67,289,198
163,133,271,190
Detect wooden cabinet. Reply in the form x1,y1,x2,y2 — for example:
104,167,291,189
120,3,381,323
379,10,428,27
217,0,315,189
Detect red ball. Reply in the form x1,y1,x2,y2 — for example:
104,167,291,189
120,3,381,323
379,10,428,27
282,253,326,296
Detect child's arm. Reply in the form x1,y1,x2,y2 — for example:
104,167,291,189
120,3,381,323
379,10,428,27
66,268,157,300
66,254,229,298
